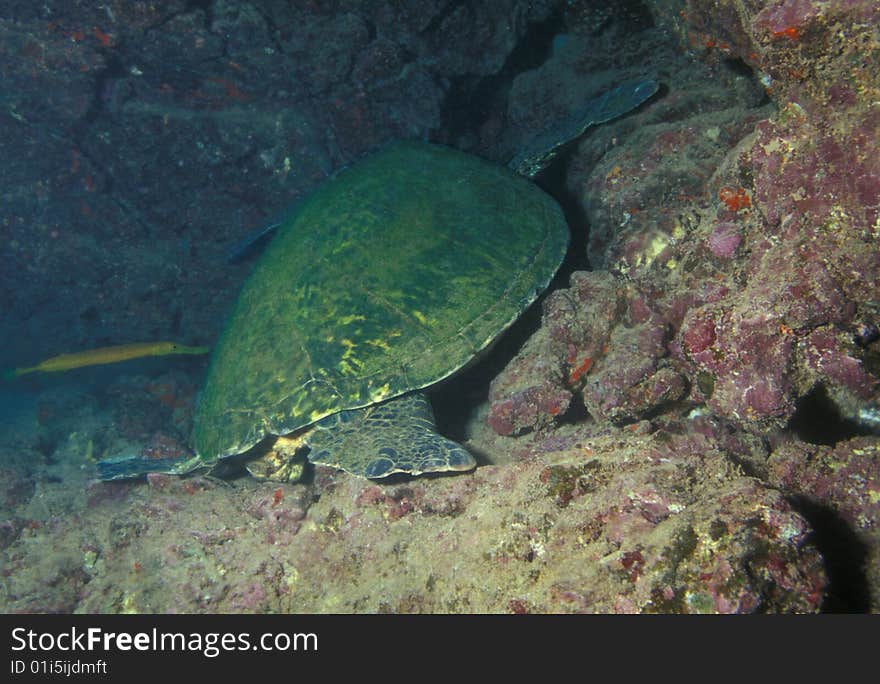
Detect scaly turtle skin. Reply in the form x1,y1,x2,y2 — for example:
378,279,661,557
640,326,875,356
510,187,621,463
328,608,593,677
98,79,658,481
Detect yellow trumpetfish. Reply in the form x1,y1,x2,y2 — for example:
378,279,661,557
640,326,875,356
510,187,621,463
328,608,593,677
5,342,210,378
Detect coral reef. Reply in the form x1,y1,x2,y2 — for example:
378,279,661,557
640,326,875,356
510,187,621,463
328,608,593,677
486,0,879,608
0,399,826,612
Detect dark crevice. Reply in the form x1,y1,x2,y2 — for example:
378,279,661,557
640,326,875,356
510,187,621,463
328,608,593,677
787,385,876,445
429,8,580,440
430,298,544,443
556,390,590,427
722,56,771,107
787,495,871,612
363,19,377,43
724,55,758,79
533,148,594,280
437,1,657,150
528,75,658,285
437,8,565,147
64,49,132,200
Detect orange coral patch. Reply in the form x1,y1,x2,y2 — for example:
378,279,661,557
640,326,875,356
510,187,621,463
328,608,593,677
719,186,751,212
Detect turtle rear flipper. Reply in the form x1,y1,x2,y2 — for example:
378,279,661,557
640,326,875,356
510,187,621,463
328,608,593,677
96,452,199,481
306,392,476,479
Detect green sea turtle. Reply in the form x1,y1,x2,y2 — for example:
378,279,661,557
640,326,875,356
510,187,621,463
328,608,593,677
98,78,658,481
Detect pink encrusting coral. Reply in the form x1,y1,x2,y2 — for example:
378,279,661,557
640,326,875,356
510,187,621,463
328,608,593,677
753,0,823,36
707,222,742,259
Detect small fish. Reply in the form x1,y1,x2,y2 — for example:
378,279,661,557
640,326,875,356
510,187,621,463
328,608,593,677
4,342,209,379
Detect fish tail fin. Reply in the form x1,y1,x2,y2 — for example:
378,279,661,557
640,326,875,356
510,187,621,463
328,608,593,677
96,453,193,481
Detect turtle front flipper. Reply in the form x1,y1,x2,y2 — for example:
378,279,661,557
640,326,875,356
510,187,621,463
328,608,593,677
306,392,476,479
508,78,659,178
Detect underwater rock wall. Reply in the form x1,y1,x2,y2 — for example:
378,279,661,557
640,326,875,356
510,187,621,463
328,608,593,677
0,0,555,363
487,0,880,609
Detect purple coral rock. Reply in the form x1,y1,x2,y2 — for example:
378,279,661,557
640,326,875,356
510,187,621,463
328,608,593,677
803,328,877,399
680,302,803,423
680,310,718,361
581,314,683,423
544,270,622,350
707,222,742,259
713,335,795,421
487,383,571,436
754,0,821,35
769,438,880,531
